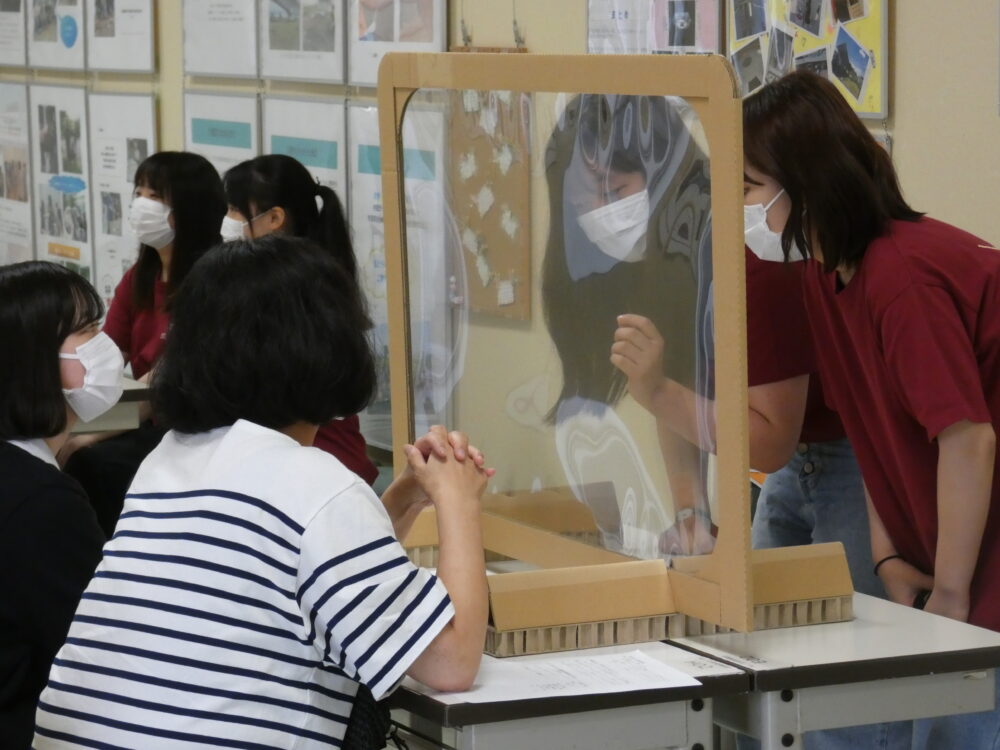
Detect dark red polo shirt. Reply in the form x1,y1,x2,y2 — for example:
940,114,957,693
802,217,1000,631
746,247,843,443
103,265,168,381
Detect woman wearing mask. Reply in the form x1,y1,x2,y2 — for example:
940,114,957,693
222,154,377,485
62,151,227,535
0,262,117,745
742,70,1000,749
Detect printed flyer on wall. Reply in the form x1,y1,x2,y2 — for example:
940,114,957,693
30,84,92,279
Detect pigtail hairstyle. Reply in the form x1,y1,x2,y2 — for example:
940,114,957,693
743,71,922,272
224,154,358,282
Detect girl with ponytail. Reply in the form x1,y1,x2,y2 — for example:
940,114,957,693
223,154,378,484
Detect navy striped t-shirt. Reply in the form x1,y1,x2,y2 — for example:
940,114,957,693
34,420,454,749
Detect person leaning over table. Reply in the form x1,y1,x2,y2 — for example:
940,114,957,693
743,69,1000,750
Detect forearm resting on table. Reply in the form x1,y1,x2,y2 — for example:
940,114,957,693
406,497,487,692
934,420,995,596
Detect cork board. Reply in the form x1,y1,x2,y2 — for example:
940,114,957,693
447,88,532,320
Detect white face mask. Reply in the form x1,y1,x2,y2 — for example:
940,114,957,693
129,196,175,250
744,188,803,263
576,190,649,264
220,215,247,243
59,332,125,423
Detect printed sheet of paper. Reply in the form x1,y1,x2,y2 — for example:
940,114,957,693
412,648,701,705
86,0,155,72
184,0,258,77
259,0,344,82
0,1,26,66
184,92,259,177
0,82,32,264
30,84,93,279
28,0,85,69
262,96,346,193
88,92,156,307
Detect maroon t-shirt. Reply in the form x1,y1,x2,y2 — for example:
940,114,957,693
802,217,1000,631
314,415,378,486
103,265,168,380
745,247,843,443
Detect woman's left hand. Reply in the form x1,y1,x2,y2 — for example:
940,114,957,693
393,425,493,510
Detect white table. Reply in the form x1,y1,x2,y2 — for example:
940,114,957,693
390,642,749,750
675,593,1000,749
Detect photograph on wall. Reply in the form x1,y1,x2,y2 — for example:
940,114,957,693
28,0,84,69
263,96,345,193
348,0,444,86
0,83,33,265
794,44,828,77
89,92,155,306
764,24,793,82
731,35,764,95
830,22,870,102
732,0,766,41
260,0,344,82
184,92,259,177
589,0,720,54
30,84,92,279
348,101,449,448
184,0,258,77
831,0,866,23
0,0,27,66
86,0,155,71
788,0,823,36
725,0,886,117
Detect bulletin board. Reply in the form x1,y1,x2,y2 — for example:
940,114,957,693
447,89,531,321
727,0,887,118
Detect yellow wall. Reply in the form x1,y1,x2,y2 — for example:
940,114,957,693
890,2,1000,244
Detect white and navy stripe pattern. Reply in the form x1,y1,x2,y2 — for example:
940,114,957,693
34,420,454,749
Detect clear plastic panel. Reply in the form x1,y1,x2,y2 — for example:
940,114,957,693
401,90,716,566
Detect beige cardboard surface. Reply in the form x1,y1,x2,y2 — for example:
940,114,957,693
379,53,769,633
486,560,674,631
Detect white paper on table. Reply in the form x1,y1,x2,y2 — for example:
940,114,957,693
410,649,701,705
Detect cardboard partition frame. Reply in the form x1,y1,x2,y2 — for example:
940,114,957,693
377,52,752,632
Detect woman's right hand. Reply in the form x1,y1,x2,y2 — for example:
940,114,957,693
877,557,934,607
611,314,667,412
403,440,491,511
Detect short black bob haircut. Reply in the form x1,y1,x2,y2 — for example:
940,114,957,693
0,261,104,440
152,235,376,434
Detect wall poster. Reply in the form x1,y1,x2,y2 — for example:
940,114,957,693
30,84,92,279
88,92,155,306
0,82,33,265
85,0,155,72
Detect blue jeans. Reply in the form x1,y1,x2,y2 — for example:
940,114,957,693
737,439,910,750
752,438,885,599
912,668,1000,749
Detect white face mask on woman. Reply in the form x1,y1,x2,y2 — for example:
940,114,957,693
59,332,125,423
220,215,247,243
744,188,803,262
577,190,650,264
129,196,175,249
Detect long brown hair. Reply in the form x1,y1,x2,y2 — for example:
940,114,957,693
743,71,922,272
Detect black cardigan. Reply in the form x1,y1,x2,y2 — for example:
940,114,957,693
0,441,104,749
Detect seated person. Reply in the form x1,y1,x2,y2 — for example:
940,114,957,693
34,236,491,749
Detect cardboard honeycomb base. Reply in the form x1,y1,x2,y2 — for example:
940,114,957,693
484,594,854,657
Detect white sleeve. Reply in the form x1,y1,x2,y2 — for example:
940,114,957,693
296,483,455,699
